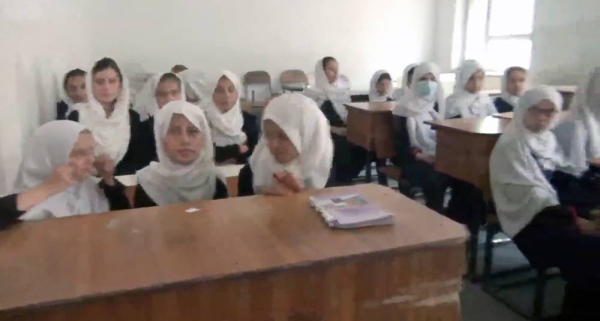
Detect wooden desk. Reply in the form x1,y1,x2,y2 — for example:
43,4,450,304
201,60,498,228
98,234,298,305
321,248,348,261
426,116,509,278
345,102,396,182
0,184,467,321
493,112,513,120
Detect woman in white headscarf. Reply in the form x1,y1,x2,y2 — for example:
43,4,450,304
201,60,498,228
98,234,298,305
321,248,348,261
179,69,206,106
490,86,600,318
6,120,129,222
134,101,228,207
445,60,497,118
369,70,394,102
201,71,259,165
392,63,418,101
238,93,334,196
555,68,600,175
493,66,527,113
305,57,365,184
68,57,143,175
133,72,186,168
392,62,448,213
56,69,88,120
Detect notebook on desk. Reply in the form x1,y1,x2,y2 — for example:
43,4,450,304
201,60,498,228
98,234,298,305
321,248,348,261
309,193,394,229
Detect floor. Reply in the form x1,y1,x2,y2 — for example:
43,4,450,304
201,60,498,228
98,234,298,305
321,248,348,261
462,281,528,321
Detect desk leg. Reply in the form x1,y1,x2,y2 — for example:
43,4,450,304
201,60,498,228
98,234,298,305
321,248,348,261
364,152,372,183
467,190,484,280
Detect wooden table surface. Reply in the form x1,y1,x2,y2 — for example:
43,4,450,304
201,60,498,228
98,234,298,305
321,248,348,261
426,116,510,136
492,111,513,120
345,102,395,112
345,102,396,161
0,184,467,321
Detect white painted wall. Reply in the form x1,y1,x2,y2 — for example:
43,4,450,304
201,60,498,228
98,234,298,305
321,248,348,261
530,0,600,85
85,0,435,91
0,0,434,194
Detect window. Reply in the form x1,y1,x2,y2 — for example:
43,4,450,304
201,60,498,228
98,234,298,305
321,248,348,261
463,0,535,72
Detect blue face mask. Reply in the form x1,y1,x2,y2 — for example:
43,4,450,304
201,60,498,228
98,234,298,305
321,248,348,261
416,80,438,98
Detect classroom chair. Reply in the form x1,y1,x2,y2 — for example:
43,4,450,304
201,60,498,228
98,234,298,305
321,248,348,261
243,71,272,107
280,69,308,93
483,213,560,320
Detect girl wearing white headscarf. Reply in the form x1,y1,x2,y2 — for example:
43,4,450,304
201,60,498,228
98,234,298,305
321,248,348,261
68,57,143,175
392,63,418,101
490,86,600,318
201,71,259,164
369,70,394,102
9,121,129,222
179,69,206,105
305,57,352,124
56,69,87,120
134,101,228,207
555,68,600,175
133,72,186,168
238,93,334,196
445,60,497,118
493,66,527,113
393,62,448,213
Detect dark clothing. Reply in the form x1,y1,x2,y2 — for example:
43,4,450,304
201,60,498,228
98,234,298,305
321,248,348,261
214,111,259,164
0,180,129,230
550,170,600,219
133,178,229,208
0,194,23,230
237,164,335,196
55,101,70,120
320,100,345,127
513,206,600,319
139,117,157,168
69,109,143,175
493,97,514,113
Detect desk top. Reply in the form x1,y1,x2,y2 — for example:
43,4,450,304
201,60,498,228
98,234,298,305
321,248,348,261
426,116,510,135
493,112,513,120
345,102,395,112
0,184,467,312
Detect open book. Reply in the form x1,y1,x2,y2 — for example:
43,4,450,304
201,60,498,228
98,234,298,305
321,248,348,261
309,193,394,229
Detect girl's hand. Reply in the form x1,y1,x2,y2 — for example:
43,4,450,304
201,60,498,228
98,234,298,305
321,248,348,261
274,171,303,193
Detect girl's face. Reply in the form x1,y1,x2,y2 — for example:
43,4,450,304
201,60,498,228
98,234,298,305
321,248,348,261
464,70,485,94
376,78,392,96
65,75,88,104
92,68,121,105
68,131,95,181
155,79,182,109
506,70,527,97
263,119,299,164
523,99,559,133
212,76,239,112
324,60,339,83
419,73,436,82
163,114,204,165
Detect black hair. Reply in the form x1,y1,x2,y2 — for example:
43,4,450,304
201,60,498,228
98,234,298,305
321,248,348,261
91,58,123,83
63,68,86,90
407,66,417,83
322,56,337,70
505,66,527,78
377,72,392,84
158,72,182,90
171,64,188,73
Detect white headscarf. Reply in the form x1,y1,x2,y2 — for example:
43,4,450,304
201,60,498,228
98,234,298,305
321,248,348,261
74,63,131,164
561,68,600,159
499,67,526,109
369,70,393,102
201,71,247,146
133,73,186,122
393,62,445,156
445,60,497,118
490,86,577,237
392,63,418,101
249,93,333,192
306,58,351,121
15,121,109,221
180,69,206,104
136,101,222,205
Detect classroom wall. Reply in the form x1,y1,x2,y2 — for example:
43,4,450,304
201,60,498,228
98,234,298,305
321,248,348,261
530,0,600,86
85,0,435,91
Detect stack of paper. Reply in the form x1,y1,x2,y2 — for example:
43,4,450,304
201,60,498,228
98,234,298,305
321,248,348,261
309,193,394,229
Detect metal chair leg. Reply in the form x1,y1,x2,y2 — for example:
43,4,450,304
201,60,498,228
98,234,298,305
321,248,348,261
533,269,547,320
483,224,497,284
